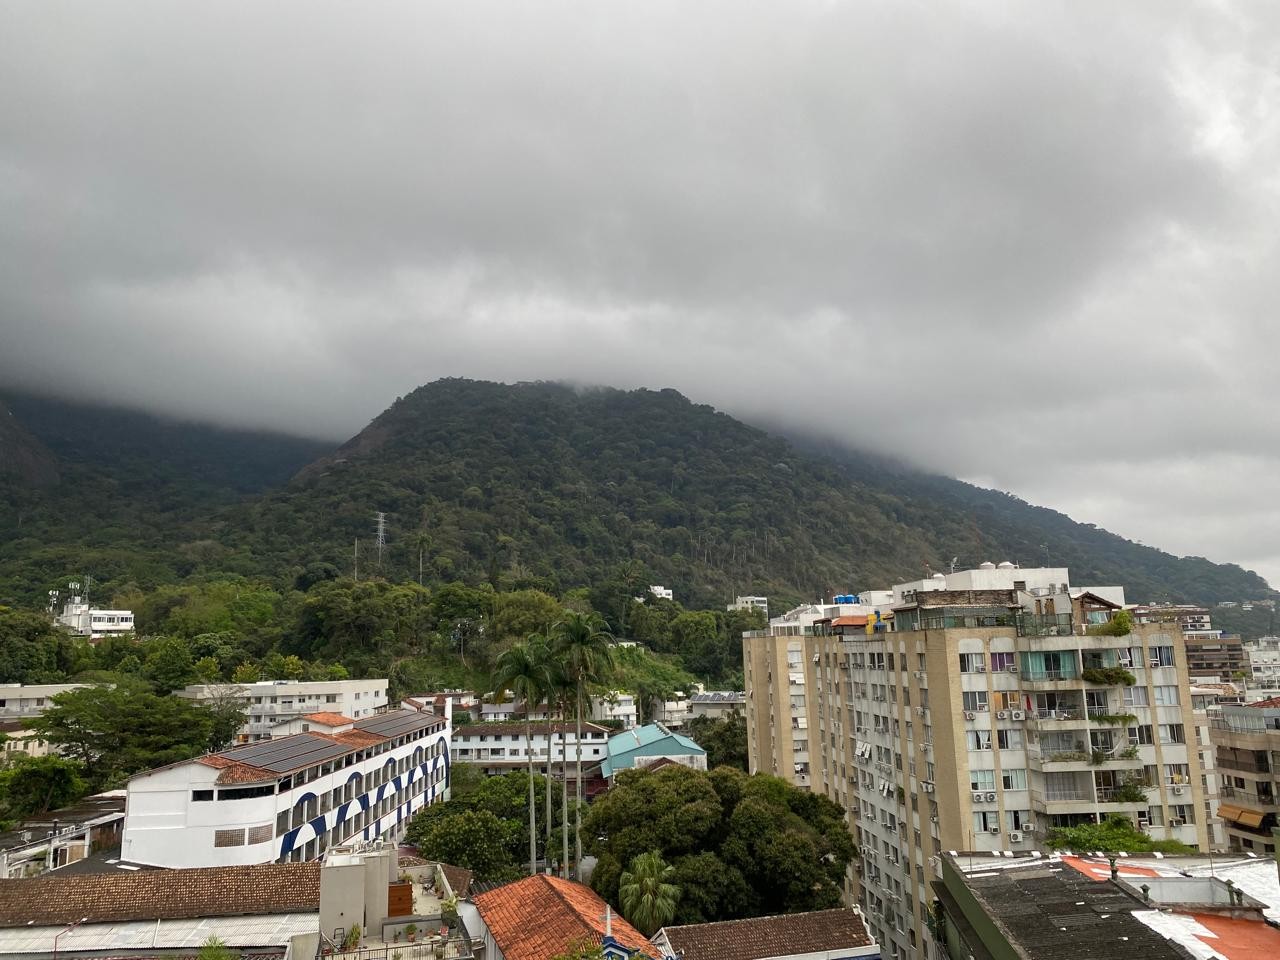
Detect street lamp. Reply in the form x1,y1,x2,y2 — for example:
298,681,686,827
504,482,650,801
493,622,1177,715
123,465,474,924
52,917,89,960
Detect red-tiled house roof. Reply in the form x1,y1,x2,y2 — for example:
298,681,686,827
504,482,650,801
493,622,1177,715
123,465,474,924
301,712,355,726
0,863,321,927
473,875,654,960
654,909,875,960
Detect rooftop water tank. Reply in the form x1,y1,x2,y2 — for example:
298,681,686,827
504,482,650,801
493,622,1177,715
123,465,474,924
997,561,1016,569
979,561,996,570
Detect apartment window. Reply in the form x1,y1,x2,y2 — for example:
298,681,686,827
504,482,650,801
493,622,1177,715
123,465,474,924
969,769,995,791
990,652,1015,671
1123,687,1150,707
192,790,214,802
327,694,338,703
962,691,989,712
1154,686,1180,706
1150,646,1176,667
1001,768,1027,790
1164,763,1190,784
790,695,806,709
1160,724,1186,744
959,653,986,674
1128,725,1154,745
966,730,992,751
972,810,1000,832
997,728,1023,750
1171,804,1196,824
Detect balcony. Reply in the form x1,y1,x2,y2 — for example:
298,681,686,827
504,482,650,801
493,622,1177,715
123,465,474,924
1016,613,1074,638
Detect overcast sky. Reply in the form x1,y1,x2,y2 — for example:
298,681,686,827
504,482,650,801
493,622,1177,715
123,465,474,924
3,2,1279,586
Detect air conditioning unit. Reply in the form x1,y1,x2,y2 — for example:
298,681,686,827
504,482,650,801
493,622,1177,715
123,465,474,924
813,654,820,663
1170,818,1185,827
1009,831,1023,842
964,711,976,720
917,707,926,716
996,711,1009,720
989,826,1001,835
1150,660,1161,668
986,792,997,802
915,671,926,680
1172,785,1185,795
1008,664,1019,673
1011,710,1026,721
1023,822,1036,832
975,664,986,672
972,791,986,803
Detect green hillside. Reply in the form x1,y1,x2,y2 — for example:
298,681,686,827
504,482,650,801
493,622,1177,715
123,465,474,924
0,380,1270,616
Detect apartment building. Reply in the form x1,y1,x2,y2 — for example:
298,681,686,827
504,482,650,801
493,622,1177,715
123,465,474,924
0,683,85,758
122,705,450,868
1208,697,1280,854
451,721,611,779
177,678,389,742
744,566,1210,960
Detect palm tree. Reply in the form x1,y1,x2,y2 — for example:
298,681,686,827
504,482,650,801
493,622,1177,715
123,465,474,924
529,633,562,867
552,611,614,878
492,638,544,876
618,851,680,937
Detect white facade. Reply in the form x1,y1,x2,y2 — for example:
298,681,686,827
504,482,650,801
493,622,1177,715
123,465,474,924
122,706,450,868
478,697,552,723
54,601,135,639
591,691,638,729
649,585,674,601
892,563,1126,609
177,679,389,743
0,683,85,720
0,683,87,759
451,722,611,771
652,692,691,729
729,596,769,615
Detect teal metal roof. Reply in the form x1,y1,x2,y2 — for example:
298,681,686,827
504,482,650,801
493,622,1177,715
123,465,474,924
599,723,705,778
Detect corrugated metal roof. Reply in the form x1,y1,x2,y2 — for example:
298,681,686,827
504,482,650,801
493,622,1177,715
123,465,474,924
0,914,316,954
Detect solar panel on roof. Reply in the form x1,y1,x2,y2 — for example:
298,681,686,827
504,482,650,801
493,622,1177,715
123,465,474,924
354,710,438,737
215,734,351,772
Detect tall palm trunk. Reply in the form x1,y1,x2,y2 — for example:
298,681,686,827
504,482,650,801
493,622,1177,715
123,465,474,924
525,715,537,876
574,685,584,879
560,697,570,879
544,705,554,865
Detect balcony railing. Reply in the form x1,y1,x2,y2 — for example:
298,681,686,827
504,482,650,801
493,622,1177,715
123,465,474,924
1022,668,1080,682
1016,613,1074,637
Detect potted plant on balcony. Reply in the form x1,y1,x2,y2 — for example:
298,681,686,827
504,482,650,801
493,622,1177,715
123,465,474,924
405,924,418,944
441,895,459,930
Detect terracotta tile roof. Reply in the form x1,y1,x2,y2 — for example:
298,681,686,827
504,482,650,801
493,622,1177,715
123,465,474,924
656,909,874,960
0,862,321,927
217,761,274,784
473,875,654,960
1248,696,1280,708
438,862,473,897
301,712,354,726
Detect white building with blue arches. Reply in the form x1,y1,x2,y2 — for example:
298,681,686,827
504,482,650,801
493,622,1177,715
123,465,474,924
122,706,451,869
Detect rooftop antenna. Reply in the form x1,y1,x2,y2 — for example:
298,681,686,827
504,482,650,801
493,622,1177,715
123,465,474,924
949,557,959,574
374,512,387,568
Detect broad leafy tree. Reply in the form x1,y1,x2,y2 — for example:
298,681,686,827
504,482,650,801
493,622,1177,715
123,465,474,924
586,765,854,922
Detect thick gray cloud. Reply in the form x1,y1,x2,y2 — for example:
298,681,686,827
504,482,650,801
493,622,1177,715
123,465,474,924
3,1,1280,587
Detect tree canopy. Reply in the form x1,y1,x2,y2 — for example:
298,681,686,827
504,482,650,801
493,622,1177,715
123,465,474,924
1045,814,1195,854
584,765,854,923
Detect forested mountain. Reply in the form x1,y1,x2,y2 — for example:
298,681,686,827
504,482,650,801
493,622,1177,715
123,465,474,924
0,380,1270,615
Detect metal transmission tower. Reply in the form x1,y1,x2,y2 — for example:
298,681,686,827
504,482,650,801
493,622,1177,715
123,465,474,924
374,512,388,569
